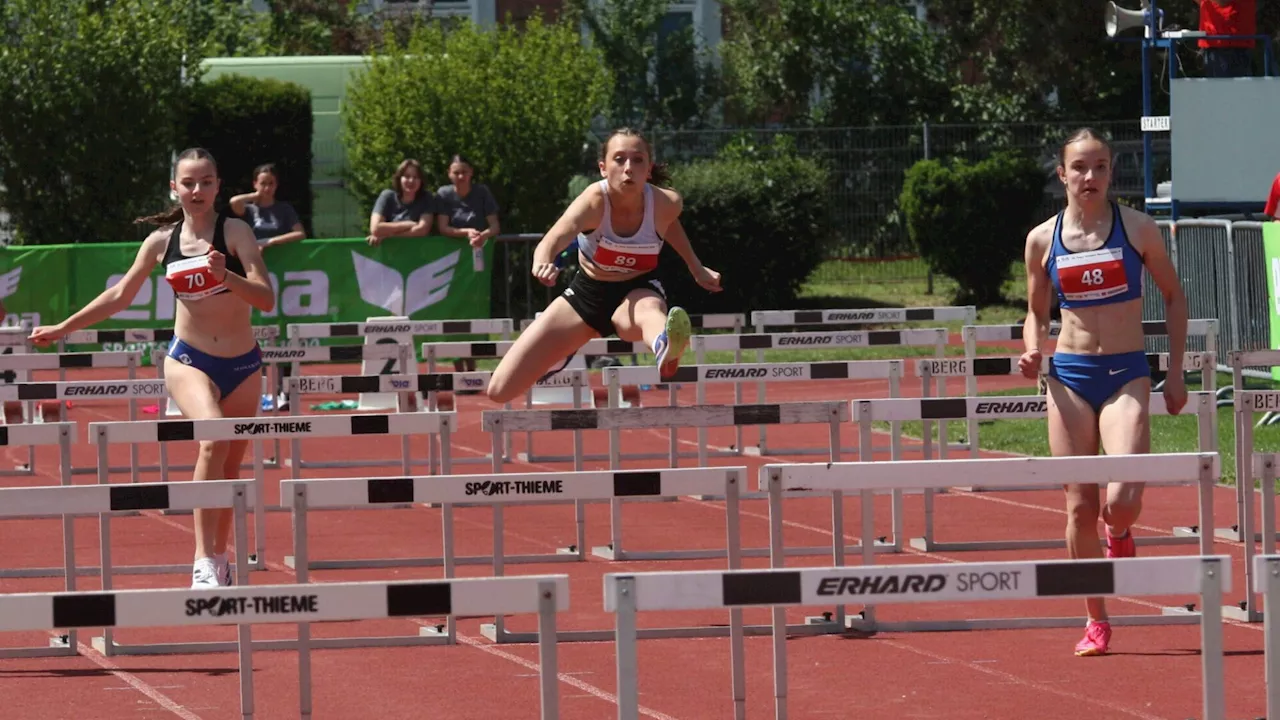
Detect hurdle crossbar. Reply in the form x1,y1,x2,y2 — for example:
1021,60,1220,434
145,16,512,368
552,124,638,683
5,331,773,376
0,574,567,720
287,318,514,340
606,556,1228,720
282,468,745,645
0,478,251,663
762,452,1219,631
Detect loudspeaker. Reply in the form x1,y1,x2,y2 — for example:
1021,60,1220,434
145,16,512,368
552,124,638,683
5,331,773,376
1105,1,1155,38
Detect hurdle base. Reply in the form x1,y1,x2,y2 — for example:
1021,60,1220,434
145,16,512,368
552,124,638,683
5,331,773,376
1171,525,1202,538
906,534,1201,553
91,632,452,657
0,560,256,579
1212,524,1280,543
1221,604,1263,623
478,619,842,644
845,612,1201,633
591,540,900,562
282,551,582,571
0,636,77,660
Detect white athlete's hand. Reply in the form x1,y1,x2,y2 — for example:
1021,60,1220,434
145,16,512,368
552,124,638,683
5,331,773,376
29,324,65,347
693,266,722,293
532,263,560,287
1162,373,1187,415
207,249,227,282
1017,350,1042,380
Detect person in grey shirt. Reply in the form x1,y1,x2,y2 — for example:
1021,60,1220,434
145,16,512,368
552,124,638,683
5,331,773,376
229,163,306,249
368,159,436,246
436,155,501,376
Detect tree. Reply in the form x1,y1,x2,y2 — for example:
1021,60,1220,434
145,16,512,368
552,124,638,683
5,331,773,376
340,15,611,234
0,0,202,245
718,0,958,127
569,0,721,130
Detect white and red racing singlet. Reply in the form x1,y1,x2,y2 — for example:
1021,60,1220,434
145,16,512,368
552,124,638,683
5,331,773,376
577,181,664,274
165,254,226,301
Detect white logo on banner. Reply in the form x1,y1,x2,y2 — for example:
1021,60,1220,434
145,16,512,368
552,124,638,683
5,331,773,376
351,250,459,317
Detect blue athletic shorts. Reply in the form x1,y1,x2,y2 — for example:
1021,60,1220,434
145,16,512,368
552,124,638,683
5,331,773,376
1047,351,1151,413
167,337,263,399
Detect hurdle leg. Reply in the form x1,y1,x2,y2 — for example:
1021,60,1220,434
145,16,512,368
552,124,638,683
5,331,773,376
1198,558,1225,720
771,599,789,720
1229,409,1261,621
536,580,560,720
94,439,117,656
568,375,586,559
233,491,255,720
1265,557,1280,720
59,434,78,654
251,439,265,570
290,487,314,719
614,577,640,720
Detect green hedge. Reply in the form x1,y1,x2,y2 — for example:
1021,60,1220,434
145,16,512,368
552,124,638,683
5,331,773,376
183,74,314,235
900,150,1044,305
657,138,831,314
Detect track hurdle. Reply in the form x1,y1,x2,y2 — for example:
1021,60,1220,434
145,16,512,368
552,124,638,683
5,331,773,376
482,403,871,611
961,319,1220,457
1219,350,1280,622
83,412,453,630
0,350,140,475
849,389,1218,552
1253,554,1280,720
762,452,1218,631
0,575,567,720
601,360,905,465
606,555,1229,720
281,467,744,647
422,337,653,463
0,422,79,583
0,479,251,657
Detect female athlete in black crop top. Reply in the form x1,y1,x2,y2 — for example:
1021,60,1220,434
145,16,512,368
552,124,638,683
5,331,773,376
30,148,276,591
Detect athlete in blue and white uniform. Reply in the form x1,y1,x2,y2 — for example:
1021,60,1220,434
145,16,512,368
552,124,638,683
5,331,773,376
487,128,722,403
31,148,276,590
1020,128,1187,657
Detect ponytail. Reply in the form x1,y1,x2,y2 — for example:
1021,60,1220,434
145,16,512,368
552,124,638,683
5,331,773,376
649,162,672,188
134,205,184,226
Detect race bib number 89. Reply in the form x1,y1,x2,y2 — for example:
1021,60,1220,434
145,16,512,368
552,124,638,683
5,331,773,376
592,238,661,273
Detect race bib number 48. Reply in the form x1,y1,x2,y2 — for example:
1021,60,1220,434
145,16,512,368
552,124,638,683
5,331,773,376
166,255,225,300
1056,248,1129,302
592,238,661,273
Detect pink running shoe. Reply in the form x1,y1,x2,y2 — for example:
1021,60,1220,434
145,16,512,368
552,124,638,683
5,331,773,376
1106,528,1136,559
1074,620,1111,657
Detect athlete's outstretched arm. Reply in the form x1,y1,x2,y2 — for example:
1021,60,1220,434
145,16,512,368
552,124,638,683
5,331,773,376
29,232,166,345
218,218,276,312
530,185,603,286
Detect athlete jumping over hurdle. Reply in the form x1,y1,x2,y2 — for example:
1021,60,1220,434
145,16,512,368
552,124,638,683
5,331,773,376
1019,127,1188,656
486,128,722,403
30,148,275,590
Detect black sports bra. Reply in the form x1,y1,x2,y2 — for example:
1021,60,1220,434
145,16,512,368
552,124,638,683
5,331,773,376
162,214,246,301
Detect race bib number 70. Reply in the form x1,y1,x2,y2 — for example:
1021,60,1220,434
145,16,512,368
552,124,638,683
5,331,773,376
166,255,224,300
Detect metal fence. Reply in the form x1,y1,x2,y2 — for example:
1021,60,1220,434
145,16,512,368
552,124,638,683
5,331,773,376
1152,219,1274,377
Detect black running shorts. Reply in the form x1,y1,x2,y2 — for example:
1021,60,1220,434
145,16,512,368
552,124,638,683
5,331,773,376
561,270,667,338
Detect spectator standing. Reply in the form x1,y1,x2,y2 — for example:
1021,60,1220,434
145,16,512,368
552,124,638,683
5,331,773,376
229,162,306,411
436,154,501,375
1197,0,1257,78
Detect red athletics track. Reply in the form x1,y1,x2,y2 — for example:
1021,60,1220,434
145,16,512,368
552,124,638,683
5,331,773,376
0,360,1269,720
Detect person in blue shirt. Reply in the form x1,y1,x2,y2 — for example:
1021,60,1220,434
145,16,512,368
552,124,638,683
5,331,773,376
1019,127,1188,657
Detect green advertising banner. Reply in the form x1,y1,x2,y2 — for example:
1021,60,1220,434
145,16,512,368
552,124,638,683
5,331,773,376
0,235,494,362
1266,223,1280,381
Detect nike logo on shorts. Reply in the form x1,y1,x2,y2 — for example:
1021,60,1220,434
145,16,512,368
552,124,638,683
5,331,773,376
1108,368,1125,376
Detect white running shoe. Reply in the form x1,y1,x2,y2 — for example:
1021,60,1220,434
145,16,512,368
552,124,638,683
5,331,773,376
191,557,220,589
